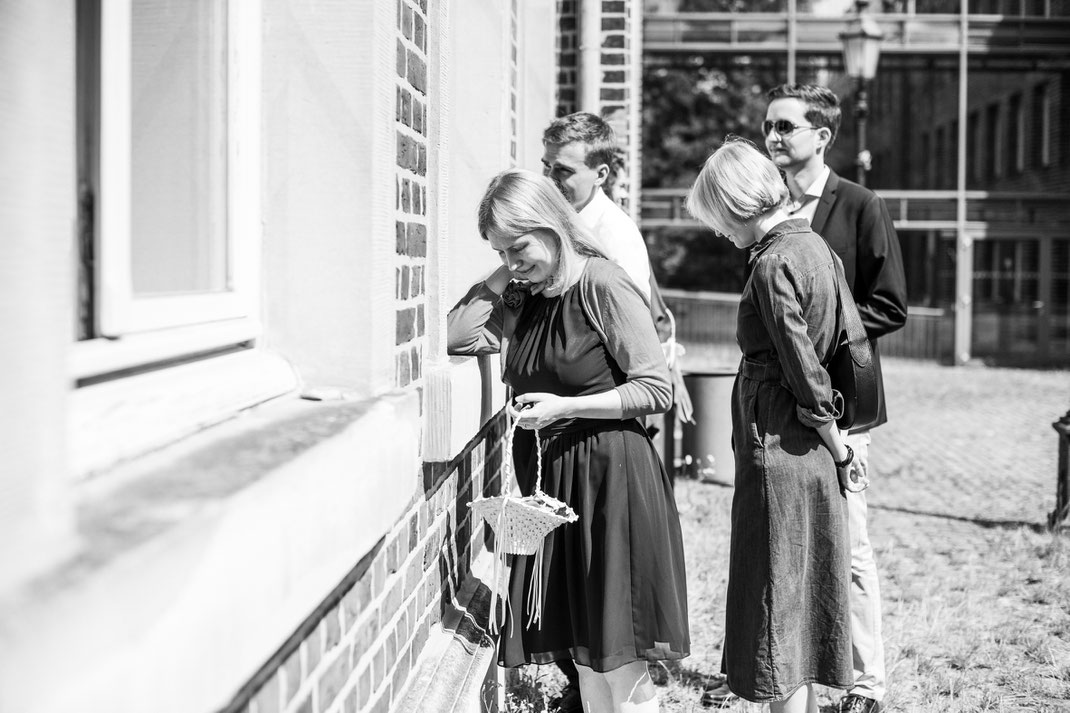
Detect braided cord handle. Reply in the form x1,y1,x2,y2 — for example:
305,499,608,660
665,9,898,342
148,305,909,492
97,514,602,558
503,410,544,497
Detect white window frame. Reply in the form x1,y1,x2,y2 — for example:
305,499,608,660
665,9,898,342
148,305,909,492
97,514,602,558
69,0,297,480
75,0,261,379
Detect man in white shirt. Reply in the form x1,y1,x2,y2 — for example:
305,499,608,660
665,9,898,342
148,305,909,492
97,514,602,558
541,112,653,301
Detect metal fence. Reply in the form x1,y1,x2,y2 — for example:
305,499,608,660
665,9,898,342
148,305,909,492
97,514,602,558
663,289,955,363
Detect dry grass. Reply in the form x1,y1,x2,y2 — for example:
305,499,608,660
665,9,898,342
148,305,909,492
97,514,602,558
501,478,1070,712
500,360,1070,712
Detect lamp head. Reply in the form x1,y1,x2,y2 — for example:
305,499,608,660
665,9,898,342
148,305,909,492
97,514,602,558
839,2,884,80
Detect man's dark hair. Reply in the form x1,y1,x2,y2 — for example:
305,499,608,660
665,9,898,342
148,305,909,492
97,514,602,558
767,84,842,148
542,112,619,170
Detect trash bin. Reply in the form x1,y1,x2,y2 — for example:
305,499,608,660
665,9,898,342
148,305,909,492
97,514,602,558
680,369,736,484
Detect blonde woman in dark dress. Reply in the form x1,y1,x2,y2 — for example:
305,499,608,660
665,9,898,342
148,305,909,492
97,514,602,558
686,139,864,713
447,169,689,713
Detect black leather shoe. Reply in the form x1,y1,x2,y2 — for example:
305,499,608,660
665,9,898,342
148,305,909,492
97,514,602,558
699,673,737,708
839,693,882,713
551,681,583,713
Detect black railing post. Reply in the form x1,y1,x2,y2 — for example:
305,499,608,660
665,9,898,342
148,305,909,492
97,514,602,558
1050,410,1070,530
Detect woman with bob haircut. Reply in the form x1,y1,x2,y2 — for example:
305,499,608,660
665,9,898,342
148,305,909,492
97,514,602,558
687,138,862,713
447,169,690,713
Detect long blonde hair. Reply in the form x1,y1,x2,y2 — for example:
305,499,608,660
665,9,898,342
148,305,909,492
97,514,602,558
477,169,607,280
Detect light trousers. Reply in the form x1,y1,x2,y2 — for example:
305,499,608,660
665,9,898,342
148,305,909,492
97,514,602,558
843,431,886,702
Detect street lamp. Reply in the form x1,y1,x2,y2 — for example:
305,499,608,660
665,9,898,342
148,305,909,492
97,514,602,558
839,0,884,187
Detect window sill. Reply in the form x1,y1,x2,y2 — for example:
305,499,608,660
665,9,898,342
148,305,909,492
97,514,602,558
70,346,299,478
2,388,421,713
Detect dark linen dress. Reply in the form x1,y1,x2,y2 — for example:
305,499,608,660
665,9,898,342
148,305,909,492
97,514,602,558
723,219,853,701
447,258,690,673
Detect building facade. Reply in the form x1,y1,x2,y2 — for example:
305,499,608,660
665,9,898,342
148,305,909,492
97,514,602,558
0,1,642,712
641,0,1070,365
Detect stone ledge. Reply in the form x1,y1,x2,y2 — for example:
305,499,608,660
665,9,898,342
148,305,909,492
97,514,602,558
397,547,504,713
0,390,421,713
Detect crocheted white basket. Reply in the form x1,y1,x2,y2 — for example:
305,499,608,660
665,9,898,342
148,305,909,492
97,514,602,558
470,489,577,556
468,415,577,631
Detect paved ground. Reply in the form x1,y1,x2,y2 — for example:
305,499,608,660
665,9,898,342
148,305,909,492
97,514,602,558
661,355,1070,711
678,352,1070,527
873,358,1067,529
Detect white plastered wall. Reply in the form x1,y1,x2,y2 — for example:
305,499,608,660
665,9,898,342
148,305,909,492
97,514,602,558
0,0,77,589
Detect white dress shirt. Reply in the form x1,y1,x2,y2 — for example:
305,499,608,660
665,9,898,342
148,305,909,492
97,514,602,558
577,189,652,301
787,164,831,225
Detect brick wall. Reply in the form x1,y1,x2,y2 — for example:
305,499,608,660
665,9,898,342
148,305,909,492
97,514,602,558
599,0,640,214
554,0,642,214
556,1,578,116
396,0,430,389
220,412,508,713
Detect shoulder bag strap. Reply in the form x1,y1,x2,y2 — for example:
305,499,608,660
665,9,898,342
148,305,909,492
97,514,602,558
824,241,871,368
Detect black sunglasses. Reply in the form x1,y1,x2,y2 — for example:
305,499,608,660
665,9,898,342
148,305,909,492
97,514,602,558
762,119,819,137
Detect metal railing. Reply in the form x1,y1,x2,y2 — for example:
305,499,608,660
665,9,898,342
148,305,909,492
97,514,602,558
642,188,1070,232
644,12,1070,54
662,288,954,362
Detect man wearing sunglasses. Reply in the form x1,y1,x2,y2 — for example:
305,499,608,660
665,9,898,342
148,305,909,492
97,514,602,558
771,84,906,713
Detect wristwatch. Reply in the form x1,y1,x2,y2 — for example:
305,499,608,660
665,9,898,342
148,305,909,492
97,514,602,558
834,444,854,469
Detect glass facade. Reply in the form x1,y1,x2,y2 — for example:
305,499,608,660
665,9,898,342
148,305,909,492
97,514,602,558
642,0,1070,364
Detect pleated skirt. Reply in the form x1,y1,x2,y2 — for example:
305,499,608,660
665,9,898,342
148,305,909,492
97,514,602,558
498,419,690,673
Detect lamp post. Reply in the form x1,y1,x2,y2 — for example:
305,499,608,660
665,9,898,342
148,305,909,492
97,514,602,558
839,0,884,187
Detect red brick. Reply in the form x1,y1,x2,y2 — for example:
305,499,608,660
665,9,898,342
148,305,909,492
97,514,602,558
353,606,381,658
304,625,323,674
324,605,342,651
342,576,371,631
317,649,352,711
396,608,410,649
385,578,404,617
252,672,281,713
358,665,373,709
369,690,392,713
414,613,430,655
282,650,302,703
373,647,387,690
391,644,413,702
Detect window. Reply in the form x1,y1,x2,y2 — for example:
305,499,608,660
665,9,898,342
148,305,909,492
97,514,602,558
967,110,981,187
75,0,261,379
950,118,960,184
1032,83,1051,168
1007,93,1023,174
70,0,289,478
921,131,932,189
934,125,946,188
986,103,1002,181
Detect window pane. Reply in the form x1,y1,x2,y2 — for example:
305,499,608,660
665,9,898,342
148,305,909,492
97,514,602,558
130,0,228,296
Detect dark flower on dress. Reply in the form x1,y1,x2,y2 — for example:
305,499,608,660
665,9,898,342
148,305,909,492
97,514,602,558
502,280,528,309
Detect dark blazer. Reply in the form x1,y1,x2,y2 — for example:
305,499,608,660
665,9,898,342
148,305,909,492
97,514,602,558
811,169,908,431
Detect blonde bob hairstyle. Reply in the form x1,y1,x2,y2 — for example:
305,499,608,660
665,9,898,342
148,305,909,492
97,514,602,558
477,168,607,273
686,138,789,234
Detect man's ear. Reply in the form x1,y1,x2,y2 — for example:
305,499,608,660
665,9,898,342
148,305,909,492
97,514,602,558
593,163,610,187
816,127,833,154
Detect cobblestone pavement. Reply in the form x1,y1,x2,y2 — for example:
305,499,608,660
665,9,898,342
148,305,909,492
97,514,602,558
873,358,1068,528
661,356,1070,712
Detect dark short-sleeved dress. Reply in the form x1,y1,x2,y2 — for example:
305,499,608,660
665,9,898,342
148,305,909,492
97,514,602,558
447,258,690,673
723,219,853,701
